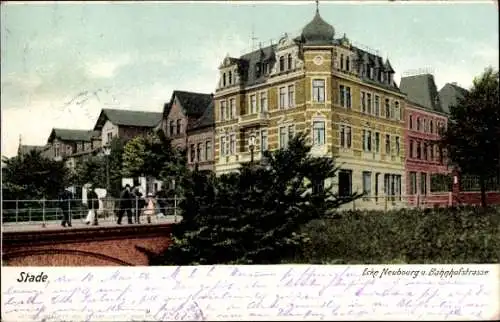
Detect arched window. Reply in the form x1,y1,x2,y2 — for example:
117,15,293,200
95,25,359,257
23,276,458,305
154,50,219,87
340,54,344,70
287,54,293,70
228,71,232,85
346,56,350,71
409,115,413,129
222,73,226,87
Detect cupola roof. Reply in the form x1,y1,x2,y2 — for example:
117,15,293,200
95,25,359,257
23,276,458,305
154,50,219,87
300,4,335,46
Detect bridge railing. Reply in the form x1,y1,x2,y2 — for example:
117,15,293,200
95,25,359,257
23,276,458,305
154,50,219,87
1,197,183,227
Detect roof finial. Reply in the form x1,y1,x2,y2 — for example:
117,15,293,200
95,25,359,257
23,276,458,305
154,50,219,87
315,0,319,13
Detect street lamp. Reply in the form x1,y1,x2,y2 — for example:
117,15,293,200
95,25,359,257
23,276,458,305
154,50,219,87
248,134,256,163
103,145,111,194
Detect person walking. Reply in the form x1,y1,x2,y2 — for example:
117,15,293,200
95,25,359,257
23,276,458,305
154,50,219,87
144,193,157,224
58,188,74,227
131,186,145,224
116,184,133,225
85,185,100,226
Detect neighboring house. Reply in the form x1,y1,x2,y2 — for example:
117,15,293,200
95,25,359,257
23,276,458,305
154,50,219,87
17,143,49,158
45,128,101,170
93,108,163,146
214,7,406,210
400,73,450,206
159,90,215,171
438,82,468,114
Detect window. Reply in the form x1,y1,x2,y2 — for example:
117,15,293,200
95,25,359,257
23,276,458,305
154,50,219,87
416,141,421,159
361,92,366,113
229,98,236,119
385,134,391,154
169,120,175,136
338,170,352,198
409,172,417,194
312,178,325,195
375,132,380,152
417,118,421,131
420,173,427,195
430,120,434,133
220,101,227,121
369,67,374,79
287,54,293,70
385,99,390,118
288,85,295,107
260,92,268,112
409,140,414,158
423,143,428,160
313,121,325,146
256,63,261,78
279,127,287,149
374,95,380,116
222,73,226,87
367,93,372,115
340,54,344,70
429,144,434,161
197,143,203,162
423,119,428,132
313,79,325,103
340,125,352,148
279,56,285,72
279,87,286,109
384,174,391,196
190,144,195,163
395,136,400,156
228,71,232,85
409,115,413,129
375,173,380,201
288,125,295,142
220,136,227,157
205,140,212,160
363,171,372,198
346,57,350,71
339,85,346,107
260,129,268,151
176,119,182,134
107,132,113,143
54,143,60,157
250,95,257,114
394,101,400,120
230,134,236,155
363,130,372,152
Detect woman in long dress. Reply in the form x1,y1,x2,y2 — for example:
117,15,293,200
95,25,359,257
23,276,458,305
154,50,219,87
144,193,157,224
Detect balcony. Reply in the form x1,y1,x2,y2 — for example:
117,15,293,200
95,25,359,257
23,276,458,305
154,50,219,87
238,112,269,128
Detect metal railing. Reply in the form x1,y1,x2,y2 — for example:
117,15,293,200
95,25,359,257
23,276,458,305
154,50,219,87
338,193,454,211
1,197,183,228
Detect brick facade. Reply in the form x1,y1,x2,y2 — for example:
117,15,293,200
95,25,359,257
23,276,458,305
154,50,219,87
405,103,449,205
3,224,173,266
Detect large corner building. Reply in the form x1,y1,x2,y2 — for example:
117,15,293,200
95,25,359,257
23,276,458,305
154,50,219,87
213,7,406,207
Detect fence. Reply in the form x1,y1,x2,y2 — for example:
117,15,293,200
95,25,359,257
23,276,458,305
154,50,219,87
338,193,454,212
1,197,182,227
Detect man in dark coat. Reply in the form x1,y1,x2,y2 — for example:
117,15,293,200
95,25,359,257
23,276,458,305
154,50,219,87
58,188,74,227
117,184,133,224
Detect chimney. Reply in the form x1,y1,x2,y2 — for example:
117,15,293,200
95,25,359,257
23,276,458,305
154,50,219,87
451,82,457,85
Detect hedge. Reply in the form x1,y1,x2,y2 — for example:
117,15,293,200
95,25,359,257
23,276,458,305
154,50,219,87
294,206,500,264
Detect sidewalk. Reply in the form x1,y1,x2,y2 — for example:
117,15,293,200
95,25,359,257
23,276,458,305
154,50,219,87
2,215,181,233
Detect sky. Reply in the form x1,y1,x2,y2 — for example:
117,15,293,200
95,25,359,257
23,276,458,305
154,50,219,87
1,1,499,158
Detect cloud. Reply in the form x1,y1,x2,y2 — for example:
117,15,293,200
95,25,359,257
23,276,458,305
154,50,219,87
85,54,132,79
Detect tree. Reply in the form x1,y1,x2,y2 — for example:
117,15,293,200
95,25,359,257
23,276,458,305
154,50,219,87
156,133,363,265
441,67,500,207
2,150,70,201
122,136,147,178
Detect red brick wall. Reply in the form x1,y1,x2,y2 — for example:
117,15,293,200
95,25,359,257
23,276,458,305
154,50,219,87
405,104,449,205
3,224,173,266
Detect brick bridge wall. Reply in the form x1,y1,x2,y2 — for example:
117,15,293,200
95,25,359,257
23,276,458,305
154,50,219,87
2,224,173,266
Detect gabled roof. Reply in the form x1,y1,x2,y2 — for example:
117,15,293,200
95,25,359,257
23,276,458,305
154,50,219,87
18,145,47,156
162,90,213,120
187,100,215,132
400,74,443,112
438,82,468,114
93,108,163,131
47,128,98,143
